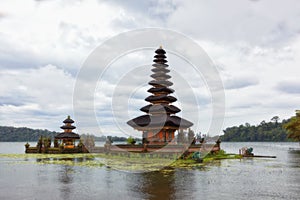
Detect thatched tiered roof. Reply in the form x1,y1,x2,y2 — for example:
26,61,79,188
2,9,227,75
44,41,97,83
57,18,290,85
127,47,193,130
55,116,80,139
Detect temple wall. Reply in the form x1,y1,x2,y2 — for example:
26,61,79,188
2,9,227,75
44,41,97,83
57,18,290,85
146,130,175,144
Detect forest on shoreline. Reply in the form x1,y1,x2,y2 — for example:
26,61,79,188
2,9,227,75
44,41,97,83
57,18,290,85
0,126,127,142
220,116,292,142
0,116,295,142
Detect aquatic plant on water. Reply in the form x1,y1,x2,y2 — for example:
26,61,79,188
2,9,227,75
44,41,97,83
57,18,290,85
0,150,242,171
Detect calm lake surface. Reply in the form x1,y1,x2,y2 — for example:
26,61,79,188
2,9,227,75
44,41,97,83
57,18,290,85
0,142,299,200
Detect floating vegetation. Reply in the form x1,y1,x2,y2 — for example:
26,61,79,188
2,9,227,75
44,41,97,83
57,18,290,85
203,151,242,163
0,151,242,172
37,159,105,168
0,153,103,168
0,153,95,160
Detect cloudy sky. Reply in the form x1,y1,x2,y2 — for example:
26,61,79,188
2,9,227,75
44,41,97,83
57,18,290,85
1,0,300,137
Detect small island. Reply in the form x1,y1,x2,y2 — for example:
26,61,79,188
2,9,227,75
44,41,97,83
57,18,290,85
25,116,88,153
25,47,223,162
22,47,299,166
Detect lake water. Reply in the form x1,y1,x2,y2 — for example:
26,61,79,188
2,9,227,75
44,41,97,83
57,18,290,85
0,142,299,200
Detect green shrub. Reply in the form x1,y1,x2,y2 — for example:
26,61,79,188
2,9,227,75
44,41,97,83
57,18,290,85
127,137,136,145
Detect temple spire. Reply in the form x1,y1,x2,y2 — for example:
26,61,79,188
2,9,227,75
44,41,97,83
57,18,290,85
55,116,79,140
127,47,193,144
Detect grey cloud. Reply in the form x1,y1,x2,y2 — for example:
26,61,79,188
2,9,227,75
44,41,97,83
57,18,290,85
231,102,262,109
103,0,150,13
32,110,62,117
0,94,33,107
0,36,43,69
276,81,300,94
167,0,300,46
0,12,7,20
225,77,259,90
0,35,80,75
0,65,74,129
58,21,99,49
105,0,176,19
111,18,137,30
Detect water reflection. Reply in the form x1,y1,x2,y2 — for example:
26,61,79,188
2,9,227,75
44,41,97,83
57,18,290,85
288,149,300,168
35,157,94,200
125,169,197,200
58,165,74,199
127,170,176,200
35,156,95,163
287,149,300,196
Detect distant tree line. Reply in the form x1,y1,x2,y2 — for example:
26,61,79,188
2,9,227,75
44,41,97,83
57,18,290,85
2,113,299,143
220,116,293,142
80,134,128,142
0,126,130,142
0,126,58,142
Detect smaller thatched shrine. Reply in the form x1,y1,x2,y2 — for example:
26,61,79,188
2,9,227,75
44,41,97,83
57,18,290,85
25,116,88,154
55,115,80,149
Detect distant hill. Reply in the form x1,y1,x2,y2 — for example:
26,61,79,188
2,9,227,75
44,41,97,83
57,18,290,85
1,117,293,142
0,126,59,142
0,126,129,142
220,117,292,142
80,134,128,142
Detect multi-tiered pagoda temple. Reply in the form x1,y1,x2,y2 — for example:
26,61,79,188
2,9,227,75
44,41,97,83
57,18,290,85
25,115,84,153
127,47,193,144
55,115,80,148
